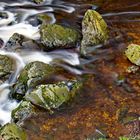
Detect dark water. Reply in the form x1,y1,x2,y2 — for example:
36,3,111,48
0,0,140,139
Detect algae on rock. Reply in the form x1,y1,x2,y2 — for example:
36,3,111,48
0,123,27,140
81,10,108,54
11,61,58,100
40,24,80,50
11,100,35,123
25,80,82,112
0,54,14,84
125,44,140,66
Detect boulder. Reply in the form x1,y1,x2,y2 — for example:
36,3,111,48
40,24,80,50
10,61,57,100
25,80,82,113
81,10,108,54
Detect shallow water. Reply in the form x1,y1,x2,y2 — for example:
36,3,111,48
0,0,140,139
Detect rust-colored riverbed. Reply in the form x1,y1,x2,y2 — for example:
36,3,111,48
17,0,140,139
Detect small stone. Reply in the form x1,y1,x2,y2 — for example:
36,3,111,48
37,13,52,24
5,33,40,52
0,123,27,140
125,44,140,66
126,65,139,73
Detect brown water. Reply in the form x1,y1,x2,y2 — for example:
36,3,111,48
0,0,140,139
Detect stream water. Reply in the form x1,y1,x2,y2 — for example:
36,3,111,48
0,0,140,139
0,0,80,125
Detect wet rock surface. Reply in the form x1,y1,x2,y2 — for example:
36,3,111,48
10,61,57,100
5,33,41,52
40,24,80,50
11,100,36,124
81,10,108,54
25,80,82,112
10,61,75,100
0,123,27,140
0,54,14,84
125,44,140,66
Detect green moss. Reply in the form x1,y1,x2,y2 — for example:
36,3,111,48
40,24,80,50
11,61,57,100
0,54,14,84
11,100,35,123
0,123,27,140
125,44,140,66
81,10,108,54
25,80,82,112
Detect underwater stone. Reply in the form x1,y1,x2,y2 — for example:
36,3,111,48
0,123,27,140
11,100,35,123
125,44,140,66
0,55,14,84
25,80,82,113
81,10,109,54
40,24,80,50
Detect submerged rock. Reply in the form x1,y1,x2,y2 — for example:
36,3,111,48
5,33,41,52
0,123,27,140
40,24,80,50
81,10,108,54
11,100,35,123
125,44,140,66
25,80,82,112
10,61,57,100
0,55,14,84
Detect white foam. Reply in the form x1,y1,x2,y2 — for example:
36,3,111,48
0,85,18,125
0,23,40,44
0,11,15,26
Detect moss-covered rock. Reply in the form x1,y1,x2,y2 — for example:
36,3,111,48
25,80,82,112
5,33,40,52
0,123,27,140
40,24,80,50
125,44,140,66
32,0,44,4
11,100,35,123
0,55,14,84
81,10,108,54
37,13,53,24
10,61,59,100
0,12,8,19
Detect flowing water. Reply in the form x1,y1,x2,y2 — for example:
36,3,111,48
0,0,140,139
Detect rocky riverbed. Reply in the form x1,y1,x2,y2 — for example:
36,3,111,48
0,0,140,140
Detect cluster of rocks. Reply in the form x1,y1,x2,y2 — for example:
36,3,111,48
0,7,110,140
